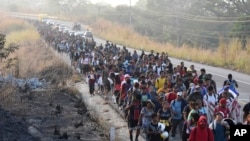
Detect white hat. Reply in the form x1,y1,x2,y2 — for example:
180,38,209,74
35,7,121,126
133,79,139,84
124,74,131,78
177,92,182,96
189,83,195,88
216,111,225,117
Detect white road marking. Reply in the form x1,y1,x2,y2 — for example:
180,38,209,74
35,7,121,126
172,61,250,85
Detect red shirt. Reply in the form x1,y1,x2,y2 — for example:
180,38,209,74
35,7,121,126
120,81,129,100
214,106,230,118
115,84,121,91
166,92,177,104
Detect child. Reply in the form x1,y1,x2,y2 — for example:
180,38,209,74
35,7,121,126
147,113,163,141
157,101,171,141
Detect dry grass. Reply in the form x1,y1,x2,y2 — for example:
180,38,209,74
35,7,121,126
71,72,82,83
0,15,73,82
5,28,40,48
0,84,16,107
0,15,30,34
90,18,250,73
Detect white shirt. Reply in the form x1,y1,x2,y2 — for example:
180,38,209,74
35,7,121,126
83,58,89,64
98,77,103,85
204,93,218,106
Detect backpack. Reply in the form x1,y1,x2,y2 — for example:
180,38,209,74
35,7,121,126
205,94,217,100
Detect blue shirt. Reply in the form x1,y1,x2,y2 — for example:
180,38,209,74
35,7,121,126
171,100,182,119
214,123,227,141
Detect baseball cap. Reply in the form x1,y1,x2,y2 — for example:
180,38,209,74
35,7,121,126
147,100,156,107
216,111,225,117
177,92,182,96
124,74,131,78
219,98,227,105
189,83,195,88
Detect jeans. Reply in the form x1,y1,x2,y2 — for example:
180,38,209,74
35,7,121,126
171,119,184,138
89,83,95,94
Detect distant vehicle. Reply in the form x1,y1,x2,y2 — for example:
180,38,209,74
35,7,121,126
72,23,81,31
74,31,84,37
82,31,93,43
58,25,66,32
63,28,71,34
83,31,93,39
39,14,49,21
55,23,60,28
68,31,75,36
46,20,55,26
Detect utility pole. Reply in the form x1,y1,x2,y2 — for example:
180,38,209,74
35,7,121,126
129,0,132,27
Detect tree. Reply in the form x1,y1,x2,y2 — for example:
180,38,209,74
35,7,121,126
0,33,19,69
231,16,250,48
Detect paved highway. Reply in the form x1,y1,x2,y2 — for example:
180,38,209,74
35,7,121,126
9,12,250,106
8,12,250,141
93,37,250,105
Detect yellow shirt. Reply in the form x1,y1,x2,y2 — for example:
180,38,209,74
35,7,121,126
157,87,168,94
155,78,167,90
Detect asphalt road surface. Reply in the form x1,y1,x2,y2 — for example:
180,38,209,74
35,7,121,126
8,12,250,141
9,12,250,106
93,37,250,105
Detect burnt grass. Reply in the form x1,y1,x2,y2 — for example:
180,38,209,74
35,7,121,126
0,88,108,141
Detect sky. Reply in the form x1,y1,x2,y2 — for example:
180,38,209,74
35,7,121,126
91,0,139,7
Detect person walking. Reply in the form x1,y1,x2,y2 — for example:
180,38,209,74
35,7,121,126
223,74,238,92
155,71,167,91
209,112,229,141
126,92,142,141
157,101,172,141
170,92,187,140
214,98,230,119
147,113,163,141
138,100,155,141
188,116,214,141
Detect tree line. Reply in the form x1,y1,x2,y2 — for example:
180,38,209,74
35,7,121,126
1,0,250,48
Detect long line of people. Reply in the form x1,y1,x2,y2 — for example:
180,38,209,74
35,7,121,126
32,19,249,141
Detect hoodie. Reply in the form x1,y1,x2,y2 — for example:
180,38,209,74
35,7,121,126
189,116,214,141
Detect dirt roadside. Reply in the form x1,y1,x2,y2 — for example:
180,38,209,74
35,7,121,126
0,39,109,141
0,86,109,141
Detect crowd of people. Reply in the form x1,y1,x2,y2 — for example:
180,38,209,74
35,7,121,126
32,19,250,141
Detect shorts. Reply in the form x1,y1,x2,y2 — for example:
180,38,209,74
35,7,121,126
83,64,89,73
128,120,139,130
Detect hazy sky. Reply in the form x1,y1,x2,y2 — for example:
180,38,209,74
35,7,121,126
91,0,139,7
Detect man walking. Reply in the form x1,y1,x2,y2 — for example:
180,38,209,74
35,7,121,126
170,92,187,139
